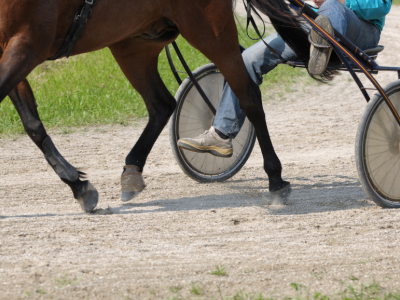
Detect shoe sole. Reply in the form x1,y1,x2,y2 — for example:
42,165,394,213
309,16,334,76
177,140,233,158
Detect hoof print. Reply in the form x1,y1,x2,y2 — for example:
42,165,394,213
89,207,113,215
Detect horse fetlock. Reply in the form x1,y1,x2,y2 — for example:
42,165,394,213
264,165,289,192
263,161,282,176
121,165,146,202
42,136,79,182
268,177,290,192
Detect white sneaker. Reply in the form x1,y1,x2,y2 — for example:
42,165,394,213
177,127,233,158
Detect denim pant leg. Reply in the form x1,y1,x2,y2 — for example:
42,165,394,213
318,0,380,49
213,33,297,138
213,0,380,139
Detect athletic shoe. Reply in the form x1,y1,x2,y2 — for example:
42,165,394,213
177,126,233,158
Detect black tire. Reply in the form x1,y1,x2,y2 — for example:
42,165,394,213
169,63,256,183
356,80,400,208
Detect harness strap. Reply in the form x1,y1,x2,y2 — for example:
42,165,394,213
47,0,98,60
244,0,285,61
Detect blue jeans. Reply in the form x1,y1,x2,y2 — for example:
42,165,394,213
213,0,381,138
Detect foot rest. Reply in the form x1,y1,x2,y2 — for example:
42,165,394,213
364,45,384,60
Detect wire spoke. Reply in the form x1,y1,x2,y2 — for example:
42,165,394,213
377,155,399,187
370,154,396,175
388,157,400,196
365,148,391,158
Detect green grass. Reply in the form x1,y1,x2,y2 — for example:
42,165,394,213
190,283,204,296
170,285,183,293
22,279,400,300
35,288,46,295
55,273,80,286
0,18,309,135
162,280,400,300
209,265,227,276
393,0,400,5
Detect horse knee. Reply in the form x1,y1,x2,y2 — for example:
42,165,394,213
23,119,47,146
243,103,265,124
239,81,264,121
148,95,176,124
165,96,176,117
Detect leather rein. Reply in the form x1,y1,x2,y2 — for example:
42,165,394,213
47,0,98,60
243,0,284,61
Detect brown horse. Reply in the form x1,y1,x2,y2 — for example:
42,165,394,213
0,0,310,212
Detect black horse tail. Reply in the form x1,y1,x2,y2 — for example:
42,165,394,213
249,0,310,63
248,0,338,81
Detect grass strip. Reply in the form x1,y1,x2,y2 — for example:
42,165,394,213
164,280,400,300
0,17,309,136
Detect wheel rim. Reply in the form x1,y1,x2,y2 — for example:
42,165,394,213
177,70,254,177
364,90,400,201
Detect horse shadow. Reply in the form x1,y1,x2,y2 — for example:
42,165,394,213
0,175,375,219
111,175,375,216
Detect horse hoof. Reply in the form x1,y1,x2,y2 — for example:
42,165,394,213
268,182,291,205
121,165,145,202
76,181,99,212
121,190,143,202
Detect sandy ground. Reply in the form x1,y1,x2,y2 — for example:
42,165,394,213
1,5,400,300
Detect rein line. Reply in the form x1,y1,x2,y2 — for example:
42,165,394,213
243,0,284,61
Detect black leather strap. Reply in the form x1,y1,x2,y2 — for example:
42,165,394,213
47,0,98,60
244,0,285,61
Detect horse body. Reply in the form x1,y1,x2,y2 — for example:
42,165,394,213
0,0,308,211
0,0,173,55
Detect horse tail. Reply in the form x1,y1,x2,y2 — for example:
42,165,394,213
249,0,310,64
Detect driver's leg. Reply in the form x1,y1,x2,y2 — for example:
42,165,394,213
318,0,380,49
177,33,297,157
213,33,297,140
309,0,381,75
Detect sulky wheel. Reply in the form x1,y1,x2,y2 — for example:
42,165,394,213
356,80,400,208
169,63,256,183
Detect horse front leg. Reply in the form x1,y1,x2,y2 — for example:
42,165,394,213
176,0,290,195
109,38,177,201
0,39,98,212
7,80,99,212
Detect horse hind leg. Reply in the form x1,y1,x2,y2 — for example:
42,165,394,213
109,37,177,201
176,1,290,194
7,80,99,212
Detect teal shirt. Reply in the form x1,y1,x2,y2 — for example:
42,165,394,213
345,0,391,31
313,0,392,31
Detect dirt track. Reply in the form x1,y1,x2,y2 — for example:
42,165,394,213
1,5,400,300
